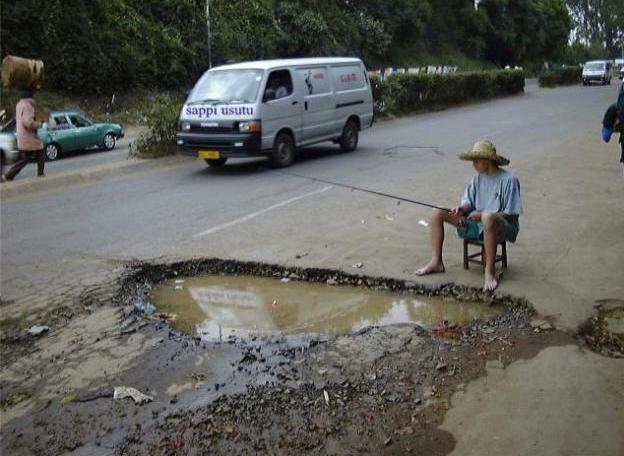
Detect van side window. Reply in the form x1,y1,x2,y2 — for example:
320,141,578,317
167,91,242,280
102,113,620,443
264,70,293,101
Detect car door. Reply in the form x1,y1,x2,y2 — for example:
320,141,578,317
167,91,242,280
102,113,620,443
261,69,302,147
68,114,98,149
295,66,335,143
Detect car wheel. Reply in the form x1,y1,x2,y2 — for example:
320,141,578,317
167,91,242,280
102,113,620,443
103,133,116,150
270,132,295,168
45,143,61,161
205,158,227,167
339,119,359,152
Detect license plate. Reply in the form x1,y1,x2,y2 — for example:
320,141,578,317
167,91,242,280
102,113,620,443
198,150,220,159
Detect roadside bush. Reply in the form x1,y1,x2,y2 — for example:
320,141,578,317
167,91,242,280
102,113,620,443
372,69,525,117
131,94,182,158
538,66,581,88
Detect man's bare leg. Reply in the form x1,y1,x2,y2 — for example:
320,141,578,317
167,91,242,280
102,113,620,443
416,209,463,276
482,212,504,292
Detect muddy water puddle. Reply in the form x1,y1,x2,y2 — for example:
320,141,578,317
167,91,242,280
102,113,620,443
150,275,501,342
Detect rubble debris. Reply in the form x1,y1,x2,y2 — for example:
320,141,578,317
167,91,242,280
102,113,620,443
134,300,156,315
27,325,49,336
113,386,153,405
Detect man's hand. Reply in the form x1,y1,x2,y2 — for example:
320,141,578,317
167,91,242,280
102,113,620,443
451,206,465,216
468,211,482,221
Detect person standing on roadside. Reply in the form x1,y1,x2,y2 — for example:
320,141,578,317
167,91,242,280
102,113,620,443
2,89,45,182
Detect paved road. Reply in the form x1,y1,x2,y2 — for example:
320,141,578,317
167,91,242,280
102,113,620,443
1,81,620,303
2,80,623,455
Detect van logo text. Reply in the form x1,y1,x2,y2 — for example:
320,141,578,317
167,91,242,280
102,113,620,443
185,106,254,118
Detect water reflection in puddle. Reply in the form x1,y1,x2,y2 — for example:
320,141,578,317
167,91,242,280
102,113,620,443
150,275,501,341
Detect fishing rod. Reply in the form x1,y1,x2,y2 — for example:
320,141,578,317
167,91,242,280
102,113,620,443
273,170,453,213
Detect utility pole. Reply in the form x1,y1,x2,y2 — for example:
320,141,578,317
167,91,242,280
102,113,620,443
206,0,212,69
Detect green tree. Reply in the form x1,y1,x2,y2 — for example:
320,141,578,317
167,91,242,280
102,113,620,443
567,0,624,57
479,0,571,66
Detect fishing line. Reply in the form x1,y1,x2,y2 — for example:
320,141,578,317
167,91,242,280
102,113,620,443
271,169,452,213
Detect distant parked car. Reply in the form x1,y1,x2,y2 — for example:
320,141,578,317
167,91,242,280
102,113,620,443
39,111,124,160
0,114,19,169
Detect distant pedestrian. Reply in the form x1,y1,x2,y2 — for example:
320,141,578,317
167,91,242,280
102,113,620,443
2,89,45,182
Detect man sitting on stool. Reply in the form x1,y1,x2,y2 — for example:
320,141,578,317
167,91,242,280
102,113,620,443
416,140,523,292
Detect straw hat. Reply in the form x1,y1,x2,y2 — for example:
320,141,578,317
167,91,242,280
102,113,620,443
459,140,510,166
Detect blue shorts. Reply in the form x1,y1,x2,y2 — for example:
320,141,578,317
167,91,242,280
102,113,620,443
457,219,519,243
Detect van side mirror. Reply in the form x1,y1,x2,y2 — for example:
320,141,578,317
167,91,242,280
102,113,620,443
183,91,189,102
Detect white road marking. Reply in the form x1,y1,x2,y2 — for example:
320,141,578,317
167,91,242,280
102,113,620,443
193,186,333,238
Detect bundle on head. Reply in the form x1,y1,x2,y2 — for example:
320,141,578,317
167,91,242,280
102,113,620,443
1,55,44,90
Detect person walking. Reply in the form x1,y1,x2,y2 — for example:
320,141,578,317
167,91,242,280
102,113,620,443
2,89,45,182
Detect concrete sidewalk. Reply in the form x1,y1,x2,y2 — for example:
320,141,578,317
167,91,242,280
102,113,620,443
429,126,624,456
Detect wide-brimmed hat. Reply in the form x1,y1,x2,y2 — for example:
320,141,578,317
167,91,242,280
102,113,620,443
459,140,510,166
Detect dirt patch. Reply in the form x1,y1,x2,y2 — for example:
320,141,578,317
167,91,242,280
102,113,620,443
578,299,624,358
1,258,577,455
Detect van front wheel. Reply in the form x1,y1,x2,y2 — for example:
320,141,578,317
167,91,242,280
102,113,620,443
339,120,359,152
270,132,295,168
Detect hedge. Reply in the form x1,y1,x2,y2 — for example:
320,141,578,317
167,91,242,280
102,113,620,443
371,69,525,117
538,66,581,88
131,94,183,158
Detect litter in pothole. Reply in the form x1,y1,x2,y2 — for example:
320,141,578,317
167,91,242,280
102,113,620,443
149,275,502,342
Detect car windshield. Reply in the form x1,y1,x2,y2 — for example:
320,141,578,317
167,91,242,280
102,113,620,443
585,62,605,71
187,69,264,104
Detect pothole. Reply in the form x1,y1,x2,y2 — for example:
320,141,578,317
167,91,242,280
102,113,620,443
149,275,502,342
579,299,624,358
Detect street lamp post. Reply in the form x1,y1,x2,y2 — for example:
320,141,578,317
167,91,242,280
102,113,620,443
206,0,212,69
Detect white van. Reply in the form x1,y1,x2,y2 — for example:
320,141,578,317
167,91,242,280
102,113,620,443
176,58,374,167
582,60,612,85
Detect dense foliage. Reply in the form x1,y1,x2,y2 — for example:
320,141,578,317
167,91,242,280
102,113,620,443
538,66,582,87
1,1,570,94
131,93,183,157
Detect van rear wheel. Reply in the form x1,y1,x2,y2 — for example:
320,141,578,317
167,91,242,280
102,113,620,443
205,158,227,167
270,132,295,168
339,119,359,152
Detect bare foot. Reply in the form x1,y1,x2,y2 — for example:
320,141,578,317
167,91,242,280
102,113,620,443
483,270,500,292
416,261,445,276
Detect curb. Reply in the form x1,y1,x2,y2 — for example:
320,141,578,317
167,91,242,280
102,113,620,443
0,155,190,201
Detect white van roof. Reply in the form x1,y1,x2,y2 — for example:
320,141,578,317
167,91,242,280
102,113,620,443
585,60,608,64
211,58,363,72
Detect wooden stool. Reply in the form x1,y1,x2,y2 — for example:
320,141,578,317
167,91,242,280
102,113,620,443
463,239,507,270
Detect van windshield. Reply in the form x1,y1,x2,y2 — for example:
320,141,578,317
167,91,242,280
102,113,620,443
187,69,264,104
585,62,605,71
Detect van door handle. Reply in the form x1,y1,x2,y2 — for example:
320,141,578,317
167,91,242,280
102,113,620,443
292,101,298,105
304,101,308,111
